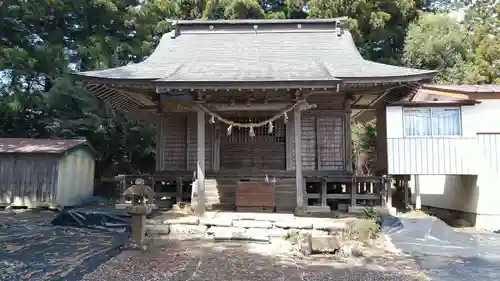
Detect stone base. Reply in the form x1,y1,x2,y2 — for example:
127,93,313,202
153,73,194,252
421,205,500,231
116,203,157,213
348,206,393,215
146,212,350,243
307,206,331,213
124,237,151,251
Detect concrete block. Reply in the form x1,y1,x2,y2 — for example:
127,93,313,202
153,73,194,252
146,224,171,235
311,235,341,253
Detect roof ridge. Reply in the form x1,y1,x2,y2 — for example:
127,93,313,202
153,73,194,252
170,18,347,36
171,18,348,25
176,29,342,35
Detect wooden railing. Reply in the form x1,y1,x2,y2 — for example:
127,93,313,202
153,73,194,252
305,175,388,211
114,171,196,207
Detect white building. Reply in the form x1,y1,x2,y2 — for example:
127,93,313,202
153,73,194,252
385,84,500,230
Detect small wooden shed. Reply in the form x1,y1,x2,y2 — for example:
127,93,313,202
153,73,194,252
0,138,96,208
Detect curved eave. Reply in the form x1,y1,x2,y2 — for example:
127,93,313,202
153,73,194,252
340,71,438,85
82,83,157,124
154,79,342,90
71,72,157,85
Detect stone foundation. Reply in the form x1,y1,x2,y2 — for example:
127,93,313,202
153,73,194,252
422,205,500,231
146,212,348,245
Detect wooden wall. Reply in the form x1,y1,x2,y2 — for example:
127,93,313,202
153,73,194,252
158,109,348,172
158,112,216,171
0,155,59,206
156,90,350,172
287,110,346,171
0,148,95,208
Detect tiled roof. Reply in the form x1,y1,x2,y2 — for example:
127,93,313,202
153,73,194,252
0,138,89,154
74,19,436,86
423,84,500,93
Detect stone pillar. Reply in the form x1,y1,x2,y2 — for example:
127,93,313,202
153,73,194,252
131,213,146,244
126,204,148,250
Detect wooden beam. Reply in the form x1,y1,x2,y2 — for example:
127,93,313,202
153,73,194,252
195,108,206,216
207,102,295,111
306,193,381,200
351,105,376,110
294,107,304,208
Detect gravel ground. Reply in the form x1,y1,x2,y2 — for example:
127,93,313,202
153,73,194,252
82,237,429,281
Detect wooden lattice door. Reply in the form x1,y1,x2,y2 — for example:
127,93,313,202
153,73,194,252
219,116,286,170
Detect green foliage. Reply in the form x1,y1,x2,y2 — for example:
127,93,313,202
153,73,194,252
403,1,500,84
224,0,265,19
403,13,472,83
2,0,497,180
307,0,421,61
362,207,382,238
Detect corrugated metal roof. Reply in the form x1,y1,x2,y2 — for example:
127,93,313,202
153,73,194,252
74,19,437,86
0,138,89,154
423,84,500,93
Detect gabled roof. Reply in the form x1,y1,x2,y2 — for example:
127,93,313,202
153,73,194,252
0,138,96,156
74,18,437,89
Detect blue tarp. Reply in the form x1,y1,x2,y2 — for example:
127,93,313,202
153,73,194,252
382,215,500,281
52,206,132,233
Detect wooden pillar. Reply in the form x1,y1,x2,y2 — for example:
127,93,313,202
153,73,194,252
415,175,421,210
294,107,304,208
350,179,356,207
155,114,164,171
117,175,127,204
176,177,183,203
344,97,353,173
195,108,206,216
385,176,393,209
404,177,409,209
320,178,327,207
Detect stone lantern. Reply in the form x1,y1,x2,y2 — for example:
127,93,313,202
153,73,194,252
123,178,154,249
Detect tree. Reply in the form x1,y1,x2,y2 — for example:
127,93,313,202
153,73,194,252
1,0,159,176
307,0,422,62
462,0,500,84
403,2,499,84
402,13,471,83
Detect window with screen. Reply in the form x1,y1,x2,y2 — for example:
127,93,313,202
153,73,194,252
403,107,461,137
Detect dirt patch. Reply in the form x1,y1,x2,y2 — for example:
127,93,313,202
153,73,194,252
82,237,429,281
